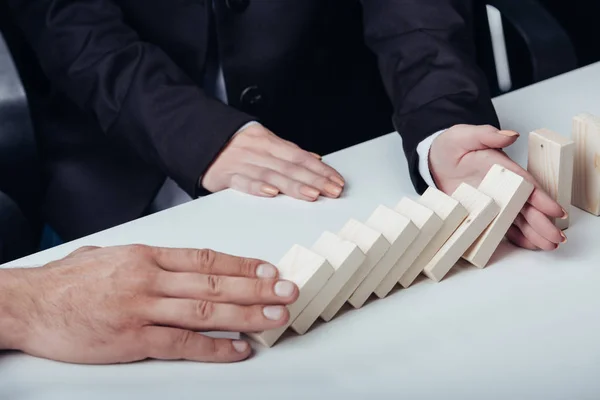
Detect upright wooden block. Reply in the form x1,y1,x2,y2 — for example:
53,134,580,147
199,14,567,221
528,128,574,230
375,198,443,297
320,219,390,321
290,232,365,335
423,183,500,282
411,187,468,282
348,205,419,308
572,113,600,216
462,164,534,268
247,245,334,347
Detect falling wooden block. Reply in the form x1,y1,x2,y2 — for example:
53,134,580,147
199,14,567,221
572,113,600,216
348,205,419,308
423,183,500,282
247,245,334,347
320,219,390,321
375,198,443,297
290,232,365,335
410,187,468,282
527,128,574,230
462,164,534,268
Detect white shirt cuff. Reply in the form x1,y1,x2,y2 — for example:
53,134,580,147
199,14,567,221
416,129,447,189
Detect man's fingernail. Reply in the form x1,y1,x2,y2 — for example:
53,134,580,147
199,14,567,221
497,130,520,137
300,186,320,199
274,281,295,297
256,264,277,279
232,340,249,353
263,306,285,320
325,182,342,197
560,231,568,243
330,176,345,187
310,152,322,159
260,186,279,196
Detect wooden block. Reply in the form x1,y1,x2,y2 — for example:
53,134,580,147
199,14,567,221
375,198,443,297
347,205,419,308
320,219,390,321
411,187,468,281
423,183,500,282
527,128,574,230
247,245,334,347
290,232,365,335
462,164,534,268
572,113,600,216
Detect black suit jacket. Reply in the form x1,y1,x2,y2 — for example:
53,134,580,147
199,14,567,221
6,0,499,241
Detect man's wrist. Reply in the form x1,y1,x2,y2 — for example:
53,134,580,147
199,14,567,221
0,269,31,351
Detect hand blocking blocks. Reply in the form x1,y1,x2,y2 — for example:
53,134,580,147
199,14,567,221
247,164,539,347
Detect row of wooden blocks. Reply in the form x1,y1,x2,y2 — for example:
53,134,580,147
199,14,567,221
248,112,600,347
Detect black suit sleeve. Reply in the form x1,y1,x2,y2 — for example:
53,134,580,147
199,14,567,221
6,0,254,197
360,0,500,193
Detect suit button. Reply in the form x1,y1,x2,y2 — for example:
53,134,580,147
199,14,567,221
225,0,249,13
240,85,263,110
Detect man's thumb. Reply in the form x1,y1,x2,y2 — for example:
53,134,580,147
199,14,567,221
456,125,520,152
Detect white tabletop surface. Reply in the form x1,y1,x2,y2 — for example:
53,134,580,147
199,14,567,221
3,63,600,400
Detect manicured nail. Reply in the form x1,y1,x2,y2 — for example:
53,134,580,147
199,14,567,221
325,182,342,197
274,281,295,297
330,176,345,187
300,186,320,199
260,185,279,196
232,340,248,353
256,264,277,279
560,208,569,219
310,152,322,160
497,130,520,137
263,306,284,320
560,231,568,243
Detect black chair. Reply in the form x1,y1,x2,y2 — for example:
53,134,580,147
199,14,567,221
0,19,42,263
474,0,578,96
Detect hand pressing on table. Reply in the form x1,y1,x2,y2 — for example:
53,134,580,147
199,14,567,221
0,245,298,364
429,124,568,251
202,123,345,201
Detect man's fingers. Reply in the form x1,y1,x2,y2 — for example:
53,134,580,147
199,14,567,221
520,204,566,245
506,225,538,250
149,247,278,279
229,174,279,197
513,214,557,251
148,299,290,332
154,272,299,305
142,326,251,363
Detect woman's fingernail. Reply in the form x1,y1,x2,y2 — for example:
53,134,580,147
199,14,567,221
560,231,568,243
260,186,279,196
497,130,520,137
331,176,345,187
300,186,320,199
232,340,249,353
325,182,342,197
560,208,569,219
263,306,285,321
310,152,322,159
256,264,277,279
274,281,295,297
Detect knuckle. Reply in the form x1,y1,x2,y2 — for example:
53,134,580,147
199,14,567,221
174,329,195,351
206,275,222,297
259,169,277,183
239,258,257,277
195,249,217,272
127,244,152,258
194,300,214,321
253,279,268,300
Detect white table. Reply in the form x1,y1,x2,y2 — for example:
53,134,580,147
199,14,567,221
3,63,600,400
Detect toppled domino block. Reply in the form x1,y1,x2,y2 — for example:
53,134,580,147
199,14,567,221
528,128,574,230
462,164,534,268
291,232,365,335
348,205,419,309
423,183,500,282
411,187,468,282
247,245,334,347
572,113,600,216
375,198,443,297
320,219,390,321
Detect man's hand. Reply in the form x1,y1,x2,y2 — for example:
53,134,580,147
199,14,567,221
0,245,298,364
202,123,345,201
429,124,568,251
